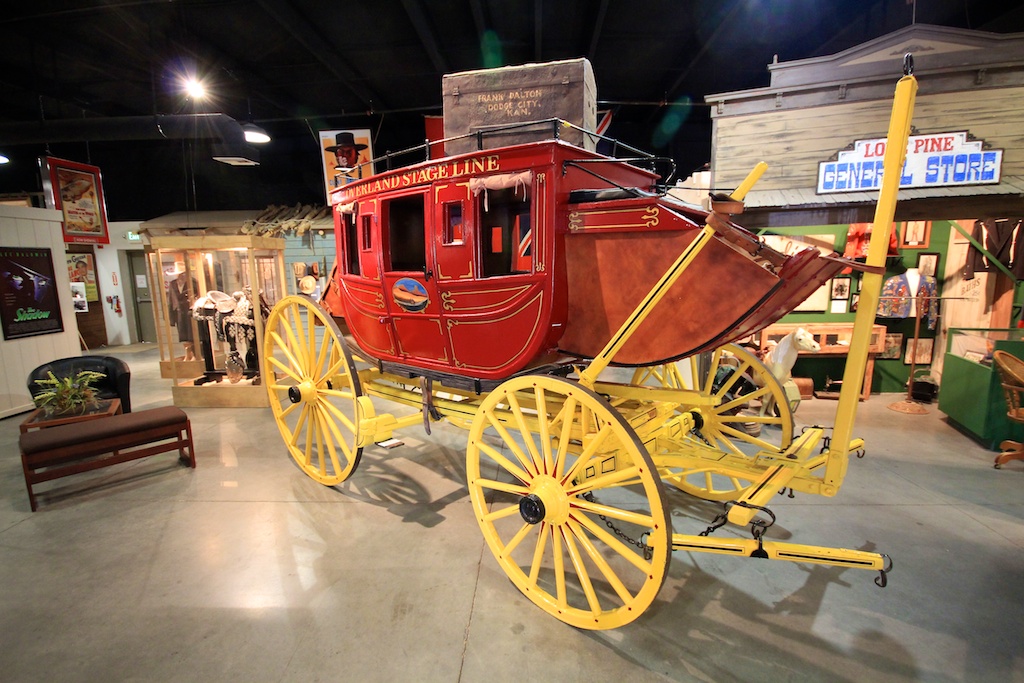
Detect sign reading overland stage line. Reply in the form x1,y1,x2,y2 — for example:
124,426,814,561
0,247,64,340
442,58,597,155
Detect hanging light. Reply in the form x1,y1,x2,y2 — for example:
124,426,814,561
0,154,9,164
242,122,271,144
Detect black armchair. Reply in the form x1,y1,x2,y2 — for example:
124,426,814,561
27,355,132,413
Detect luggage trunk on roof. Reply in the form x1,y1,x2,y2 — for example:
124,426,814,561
442,58,597,155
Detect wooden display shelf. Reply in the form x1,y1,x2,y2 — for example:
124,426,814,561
171,379,268,408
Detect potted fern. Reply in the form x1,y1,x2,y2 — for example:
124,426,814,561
32,370,106,417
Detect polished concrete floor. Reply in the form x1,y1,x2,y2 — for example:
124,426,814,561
1,343,1022,683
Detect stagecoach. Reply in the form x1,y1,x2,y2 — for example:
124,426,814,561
260,63,918,629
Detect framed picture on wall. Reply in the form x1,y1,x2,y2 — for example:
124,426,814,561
904,338,934,365
0,246,65,340
882,333,904,359
917,252,940,278
899,220,931,249
41,157,111,245
795,282,829,312
831,276,851,300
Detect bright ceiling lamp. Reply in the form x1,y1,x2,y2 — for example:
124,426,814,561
0,154,9,164
184,77,207,100
242,122,271,144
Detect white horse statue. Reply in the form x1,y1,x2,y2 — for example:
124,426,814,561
761,327,820,414
765,327,820,383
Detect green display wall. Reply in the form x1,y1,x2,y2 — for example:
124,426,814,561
765,220,952,394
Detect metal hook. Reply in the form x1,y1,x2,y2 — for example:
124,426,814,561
903,53,914,76
875,553,893,587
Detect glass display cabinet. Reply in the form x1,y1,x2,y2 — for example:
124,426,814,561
938,327,1024,449
143,233,286,407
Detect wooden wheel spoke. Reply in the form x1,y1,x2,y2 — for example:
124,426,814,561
561,422,615,485
474,477,531,496
560,527,601,616
566,519,635,605
267,351,303,383
567,464,641,496
483,503,528,524
572,512,651,575
485,410,538,478
528,522,549,585
571,496,655,529
476,440,531,485
505,390,544,476
534,386,555,475
501,521,535,558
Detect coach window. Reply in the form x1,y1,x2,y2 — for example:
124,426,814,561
343,211,360,275
479,186,531,277
384,194,426,273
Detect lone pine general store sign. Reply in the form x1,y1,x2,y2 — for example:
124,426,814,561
817,131,1002,193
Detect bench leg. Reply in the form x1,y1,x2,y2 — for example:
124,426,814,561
21,458,38,512
180,420,196,468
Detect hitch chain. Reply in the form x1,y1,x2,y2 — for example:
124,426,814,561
699,500,776,542
581,491,653,560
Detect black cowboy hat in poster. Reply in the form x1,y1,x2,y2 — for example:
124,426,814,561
0,247,64,340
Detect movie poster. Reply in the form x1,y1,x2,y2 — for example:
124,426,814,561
0,247,64,340
318,128,374,203
41,157,111,244
67,253,99,301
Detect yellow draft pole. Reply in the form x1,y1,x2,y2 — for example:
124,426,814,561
824,58,918,490
577,162,768,387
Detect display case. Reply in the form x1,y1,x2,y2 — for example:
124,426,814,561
143,233,286,407
938,328,1024,449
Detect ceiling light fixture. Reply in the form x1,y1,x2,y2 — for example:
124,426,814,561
0,154,9,164
184,77,207,101
242,122,271,144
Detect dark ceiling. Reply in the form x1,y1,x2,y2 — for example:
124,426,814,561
2,0,1024,221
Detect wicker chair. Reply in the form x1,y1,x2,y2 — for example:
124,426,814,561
993,350,1024,469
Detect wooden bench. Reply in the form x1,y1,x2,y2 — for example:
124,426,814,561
19,406,195,511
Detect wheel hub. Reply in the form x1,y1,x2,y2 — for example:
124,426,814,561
519,494,545,524
288,380,318,404
520,476,571,525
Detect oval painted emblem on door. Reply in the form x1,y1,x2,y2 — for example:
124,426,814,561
392,278,429,312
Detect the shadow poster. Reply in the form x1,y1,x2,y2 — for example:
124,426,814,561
0,247,64,340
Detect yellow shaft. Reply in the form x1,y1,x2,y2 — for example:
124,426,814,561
826,73,918,486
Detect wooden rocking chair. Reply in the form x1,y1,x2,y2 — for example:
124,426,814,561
993,350,1024,469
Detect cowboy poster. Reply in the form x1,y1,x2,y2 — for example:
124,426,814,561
318,129,374,203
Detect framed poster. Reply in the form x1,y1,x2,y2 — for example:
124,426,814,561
0,246,65,340
917,252,940,278
831,276,851,300
41,157,110,244
881,333,903,359
899,220,930,249
904,338,934,365
67,253,99,301
795,282,829,312
319,128,374,202
70,282,88,312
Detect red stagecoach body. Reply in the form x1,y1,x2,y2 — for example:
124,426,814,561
324,138,858,385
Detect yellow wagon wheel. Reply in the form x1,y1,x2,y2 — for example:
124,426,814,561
467,375,671,630
630,343,791,501
263,295,364,485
